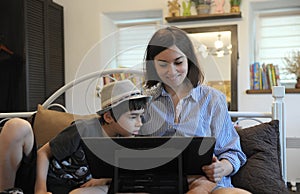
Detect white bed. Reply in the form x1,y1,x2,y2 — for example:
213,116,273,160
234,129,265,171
0,68,288,193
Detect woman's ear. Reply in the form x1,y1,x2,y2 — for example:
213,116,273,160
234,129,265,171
103,111,114,124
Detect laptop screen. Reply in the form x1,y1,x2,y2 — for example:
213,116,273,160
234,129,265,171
81,136,216,178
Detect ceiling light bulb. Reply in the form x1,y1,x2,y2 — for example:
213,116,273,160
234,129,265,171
215,40,223,49
214,34,224,49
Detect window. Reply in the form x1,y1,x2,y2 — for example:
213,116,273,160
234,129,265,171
116,23,159,68
103,10,162,69
254,9,300,84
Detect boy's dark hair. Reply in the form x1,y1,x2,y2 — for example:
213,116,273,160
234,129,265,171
98,97,148,125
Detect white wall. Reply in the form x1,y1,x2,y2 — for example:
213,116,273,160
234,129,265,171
54,0,300,182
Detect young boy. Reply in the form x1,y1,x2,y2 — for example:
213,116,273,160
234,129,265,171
34,80,151,194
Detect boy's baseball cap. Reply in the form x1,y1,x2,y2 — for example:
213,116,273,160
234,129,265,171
96,80,151,115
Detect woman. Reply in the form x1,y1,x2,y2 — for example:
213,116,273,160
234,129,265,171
140,26,249,194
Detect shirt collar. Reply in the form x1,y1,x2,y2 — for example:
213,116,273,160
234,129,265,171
189,85,200,102
147,82,199,102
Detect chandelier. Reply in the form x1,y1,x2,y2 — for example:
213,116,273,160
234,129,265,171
198,34,232,58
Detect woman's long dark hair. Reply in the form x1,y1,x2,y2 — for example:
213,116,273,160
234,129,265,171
144,26,204,89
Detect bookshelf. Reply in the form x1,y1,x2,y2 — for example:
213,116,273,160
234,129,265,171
165,12,242,23
246,88,300,94
248,62,300,93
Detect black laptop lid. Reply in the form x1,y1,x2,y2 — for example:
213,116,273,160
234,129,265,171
81,136,215,178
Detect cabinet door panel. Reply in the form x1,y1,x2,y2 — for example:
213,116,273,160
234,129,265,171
25,0,47,111
46,3,65,105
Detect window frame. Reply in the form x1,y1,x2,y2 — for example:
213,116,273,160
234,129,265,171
253,8,300,86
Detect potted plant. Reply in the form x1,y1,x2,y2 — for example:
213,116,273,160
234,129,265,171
191,0,211,15
283,50,300,88
230,0,241,13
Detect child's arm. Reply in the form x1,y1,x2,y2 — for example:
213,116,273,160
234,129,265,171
35,142,53,194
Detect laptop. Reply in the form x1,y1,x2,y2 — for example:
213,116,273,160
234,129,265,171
81,136,215,193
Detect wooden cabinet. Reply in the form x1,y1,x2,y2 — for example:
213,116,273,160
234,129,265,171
0,0,64,112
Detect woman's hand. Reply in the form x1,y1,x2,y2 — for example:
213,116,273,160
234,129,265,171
202,156,233,183
80,178,111,187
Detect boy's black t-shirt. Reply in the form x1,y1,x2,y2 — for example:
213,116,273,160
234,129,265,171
48,118,103,188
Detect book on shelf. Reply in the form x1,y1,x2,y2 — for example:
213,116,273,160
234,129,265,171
103,74,114,85
113,73,122,81
249,64,253,90
261,63,269,90
251,62,261,90
274,65,280,86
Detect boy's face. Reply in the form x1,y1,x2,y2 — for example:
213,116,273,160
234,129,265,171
115,109,144,137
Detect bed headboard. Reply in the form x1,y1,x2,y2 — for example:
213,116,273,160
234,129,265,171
0,68,287,184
